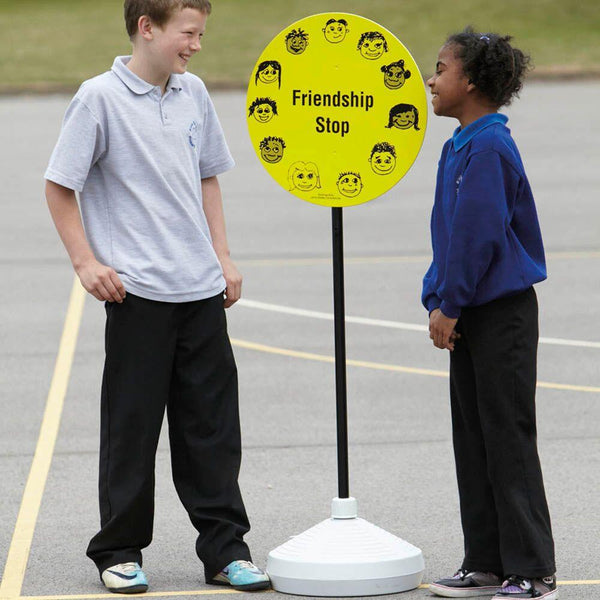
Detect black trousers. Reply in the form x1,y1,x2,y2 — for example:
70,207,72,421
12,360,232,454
86,293,251,581
449,288,555,578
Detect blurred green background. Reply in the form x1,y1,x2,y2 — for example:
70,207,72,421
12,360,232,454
2,0,599,92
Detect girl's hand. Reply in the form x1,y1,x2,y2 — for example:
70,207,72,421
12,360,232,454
429,308,459,351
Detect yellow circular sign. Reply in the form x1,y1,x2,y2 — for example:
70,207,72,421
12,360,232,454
246,12,427,208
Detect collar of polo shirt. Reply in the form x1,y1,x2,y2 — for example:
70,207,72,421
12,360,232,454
111,56,183,95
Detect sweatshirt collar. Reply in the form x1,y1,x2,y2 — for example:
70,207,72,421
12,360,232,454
452,113,508,152
111,56,183,95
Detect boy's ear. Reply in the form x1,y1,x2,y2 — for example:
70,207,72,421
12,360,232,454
466,79,477,92
137,15,154,40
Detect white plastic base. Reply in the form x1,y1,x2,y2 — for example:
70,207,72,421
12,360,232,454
267,498,424,596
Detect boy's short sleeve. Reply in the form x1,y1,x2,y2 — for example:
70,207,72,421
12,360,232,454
198,93,235,179
44,97,106,192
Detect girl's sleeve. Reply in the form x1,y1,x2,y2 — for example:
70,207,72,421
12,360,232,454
422,261,441,313
437,150,512,318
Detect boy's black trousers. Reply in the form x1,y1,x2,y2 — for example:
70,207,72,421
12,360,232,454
86,293,251,581
449,287,555,578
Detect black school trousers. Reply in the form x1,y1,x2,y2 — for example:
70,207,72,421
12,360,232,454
449,287,555,578
86,293,251,581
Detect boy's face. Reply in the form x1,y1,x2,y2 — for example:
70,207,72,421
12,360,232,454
370,151,396,175
337,174,363,197
427,45,471,119
323,22,348,43
253,103,274,122
260,139,284,163
287,34,308,54
147,8,207,76
359,37,385,60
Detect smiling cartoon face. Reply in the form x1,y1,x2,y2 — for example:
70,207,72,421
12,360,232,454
286,30,309,54
257,65,279,84
370,151,396,175
253,103,274,123
289,162,320,191
358,33,387,60
392,109,416,129
383,65,408,89
337,173,363,198
323,20,349,43
260,138,285,163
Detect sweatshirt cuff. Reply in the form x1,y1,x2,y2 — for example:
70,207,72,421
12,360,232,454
425,296,442,315
440,300,461,319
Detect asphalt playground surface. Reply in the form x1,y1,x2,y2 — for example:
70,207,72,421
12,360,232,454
1,81,600,600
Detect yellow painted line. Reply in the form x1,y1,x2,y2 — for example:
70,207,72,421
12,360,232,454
0,278,86,600
230,338,600,394
19,590,246,600
15,580,600,600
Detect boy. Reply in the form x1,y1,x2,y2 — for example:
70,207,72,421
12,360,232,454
422,28,556,599
44,0,269,593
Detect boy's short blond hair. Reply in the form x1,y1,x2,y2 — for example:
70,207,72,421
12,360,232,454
124,0,212,39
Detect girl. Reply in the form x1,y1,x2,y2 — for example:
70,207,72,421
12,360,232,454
422,28,557,600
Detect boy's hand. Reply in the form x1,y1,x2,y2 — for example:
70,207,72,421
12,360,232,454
429,308,459,351
76,258,126,303
220,256,242,308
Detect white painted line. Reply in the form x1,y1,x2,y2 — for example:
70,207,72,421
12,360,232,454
237,299,600,349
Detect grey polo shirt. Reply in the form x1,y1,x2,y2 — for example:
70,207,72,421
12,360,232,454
45,56,235,302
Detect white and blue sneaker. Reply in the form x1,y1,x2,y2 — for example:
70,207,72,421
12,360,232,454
101,562,148,594
211,560,270,591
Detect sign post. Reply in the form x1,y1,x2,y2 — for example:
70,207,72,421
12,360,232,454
247,13,427,595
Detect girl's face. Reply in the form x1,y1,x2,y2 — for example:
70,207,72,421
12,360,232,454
427,44,471,119
392,109,416,129
258,65,278,84
383,66,407,89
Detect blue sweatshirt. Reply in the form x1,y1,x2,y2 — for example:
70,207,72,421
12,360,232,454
422,113,546,319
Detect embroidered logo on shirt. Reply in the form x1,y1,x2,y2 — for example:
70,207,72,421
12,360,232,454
455,174,463,196
188,121,198,148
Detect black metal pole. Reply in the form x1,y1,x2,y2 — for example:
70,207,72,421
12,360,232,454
331,207,349,499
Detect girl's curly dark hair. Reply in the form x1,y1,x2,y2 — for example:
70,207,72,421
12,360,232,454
446,26,531,107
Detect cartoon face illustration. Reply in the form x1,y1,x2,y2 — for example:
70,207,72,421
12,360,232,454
381,60,412,90
255,60,282,87
259,136,286,164
337,172,363,198
323,18,349,43
288,161,321,192
386,103,420,130
357,32,388,60
248,97,278,123
369,142,397,175
285,29,309,54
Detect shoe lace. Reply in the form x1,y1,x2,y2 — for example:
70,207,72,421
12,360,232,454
505,575,531,590
453,569,470,580
120,563,140,573
233,560,255,570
